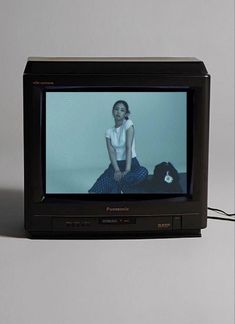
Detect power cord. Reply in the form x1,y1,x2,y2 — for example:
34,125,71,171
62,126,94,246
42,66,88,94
208,207,235,222
208,207,235,217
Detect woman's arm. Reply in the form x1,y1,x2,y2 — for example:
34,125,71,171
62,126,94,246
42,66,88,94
106,138,122,181
125,125,134,172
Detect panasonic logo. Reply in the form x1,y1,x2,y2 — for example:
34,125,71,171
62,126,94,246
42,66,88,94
106,207,129,212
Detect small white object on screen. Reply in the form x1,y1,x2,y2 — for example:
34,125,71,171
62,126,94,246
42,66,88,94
164,171,173,184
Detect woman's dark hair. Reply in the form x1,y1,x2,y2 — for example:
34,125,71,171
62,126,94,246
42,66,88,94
112,100,130,120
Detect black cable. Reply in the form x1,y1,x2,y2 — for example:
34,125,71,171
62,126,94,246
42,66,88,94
207,216,235,222
208,207,235,217
207,207,235,222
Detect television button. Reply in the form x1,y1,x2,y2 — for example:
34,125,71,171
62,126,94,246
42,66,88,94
173,216,182,230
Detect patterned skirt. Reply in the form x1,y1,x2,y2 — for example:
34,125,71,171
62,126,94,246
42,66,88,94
88,157,148,193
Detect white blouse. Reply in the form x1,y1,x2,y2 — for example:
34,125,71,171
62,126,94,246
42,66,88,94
105,119,136,161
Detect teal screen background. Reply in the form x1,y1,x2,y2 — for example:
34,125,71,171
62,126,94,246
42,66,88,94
46,91,187,193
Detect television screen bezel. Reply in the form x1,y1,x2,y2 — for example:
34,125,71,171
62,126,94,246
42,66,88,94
38,86,194,202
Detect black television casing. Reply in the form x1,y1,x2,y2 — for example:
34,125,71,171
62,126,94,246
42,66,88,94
24,57,210,239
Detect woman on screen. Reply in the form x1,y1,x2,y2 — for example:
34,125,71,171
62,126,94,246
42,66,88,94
88,100,148,193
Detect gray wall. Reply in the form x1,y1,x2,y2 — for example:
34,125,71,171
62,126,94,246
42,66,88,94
0,1,234,324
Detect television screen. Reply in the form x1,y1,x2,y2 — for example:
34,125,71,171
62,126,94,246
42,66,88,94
45,91,188,195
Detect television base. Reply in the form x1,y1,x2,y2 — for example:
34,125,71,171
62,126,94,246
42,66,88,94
27,230,201,239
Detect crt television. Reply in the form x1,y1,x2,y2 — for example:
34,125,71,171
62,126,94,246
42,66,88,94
24,57,210,238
